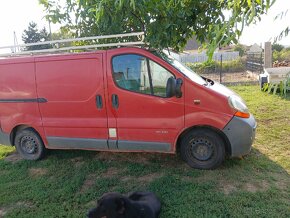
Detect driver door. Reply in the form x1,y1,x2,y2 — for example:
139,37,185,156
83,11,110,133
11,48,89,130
106,50,184,152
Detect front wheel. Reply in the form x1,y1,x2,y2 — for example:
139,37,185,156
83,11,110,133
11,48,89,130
15,128,46,160
180,129,225,170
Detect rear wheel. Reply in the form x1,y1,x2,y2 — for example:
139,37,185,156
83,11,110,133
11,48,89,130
15,128,46,160
180,128,225,169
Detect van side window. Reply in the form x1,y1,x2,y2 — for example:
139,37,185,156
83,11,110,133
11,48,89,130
112,54,175,97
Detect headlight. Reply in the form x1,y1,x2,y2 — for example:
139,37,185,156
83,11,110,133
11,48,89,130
228,95,250,118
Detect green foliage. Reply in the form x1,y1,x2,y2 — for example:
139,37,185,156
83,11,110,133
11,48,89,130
186,58,246,74
187,61,216,74
22,22,52,51
233,44,246,57
39,0,274,56
272,43,284,52
273,48,290,62
274,10,289,42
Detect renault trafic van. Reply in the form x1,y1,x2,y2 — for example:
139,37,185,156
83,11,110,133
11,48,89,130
0,47,256,169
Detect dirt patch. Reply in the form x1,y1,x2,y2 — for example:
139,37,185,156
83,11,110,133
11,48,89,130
275,180,289,191
4,152,23,163
0,202,33,216
71,157,84,167
96,152,151,165
244,183,259,193
29,168,48,177
79,174,97,193
220,180,270,194
138,172,163,183
0,208,7,217
101,167,124,178
120,172,163,184
221,183,237,195
270,171,290,191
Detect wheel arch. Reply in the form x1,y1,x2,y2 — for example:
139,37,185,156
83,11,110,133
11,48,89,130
175,125,231,156
10,125,41,146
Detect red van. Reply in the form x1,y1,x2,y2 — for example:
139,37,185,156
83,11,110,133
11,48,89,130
0,47,256,169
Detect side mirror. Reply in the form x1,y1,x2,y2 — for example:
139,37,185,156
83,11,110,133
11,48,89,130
166,77,183,98
166,77,176,98
175,78,183,98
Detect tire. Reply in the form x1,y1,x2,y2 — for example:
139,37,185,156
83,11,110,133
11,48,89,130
14,128,46,160
180,128,225,170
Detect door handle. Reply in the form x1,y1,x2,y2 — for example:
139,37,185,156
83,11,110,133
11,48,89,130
96,95,103,109
112,94,119,109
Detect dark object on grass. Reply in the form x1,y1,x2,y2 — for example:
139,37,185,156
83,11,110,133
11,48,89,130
87,191,161,218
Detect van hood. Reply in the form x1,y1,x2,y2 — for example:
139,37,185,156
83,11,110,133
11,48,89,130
207,82,238,98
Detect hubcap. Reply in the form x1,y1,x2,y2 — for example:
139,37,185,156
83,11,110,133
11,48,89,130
190,138,214,161
20,136,38,154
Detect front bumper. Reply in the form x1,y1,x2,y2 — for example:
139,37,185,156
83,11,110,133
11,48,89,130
222,114,257,157
0,128,11,146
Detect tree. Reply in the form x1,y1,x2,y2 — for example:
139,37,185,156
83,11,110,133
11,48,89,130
233,44,246,57
272,43,284,52
274,9,289,43
39,0,275,56
22,22,51,50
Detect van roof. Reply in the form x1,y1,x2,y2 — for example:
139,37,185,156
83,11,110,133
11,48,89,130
0,32,145,60
0,47,152,65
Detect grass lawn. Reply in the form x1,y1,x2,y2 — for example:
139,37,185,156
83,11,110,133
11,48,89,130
0,86,289,217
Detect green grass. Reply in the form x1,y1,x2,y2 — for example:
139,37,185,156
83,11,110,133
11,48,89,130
0,86,289,217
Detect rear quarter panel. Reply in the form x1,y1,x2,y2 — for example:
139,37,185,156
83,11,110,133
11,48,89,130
0,58,44,137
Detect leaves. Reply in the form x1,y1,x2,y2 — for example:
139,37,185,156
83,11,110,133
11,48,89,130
22,22,52,51
39,0,275,55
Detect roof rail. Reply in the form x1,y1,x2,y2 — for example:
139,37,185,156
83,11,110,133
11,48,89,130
0,32,145,57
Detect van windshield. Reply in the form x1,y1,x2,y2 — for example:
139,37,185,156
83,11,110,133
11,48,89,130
152,51,207,85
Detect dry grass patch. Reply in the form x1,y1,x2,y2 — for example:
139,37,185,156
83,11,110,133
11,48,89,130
101,167,125,178
0,208,7,217
71,156,84,167
0,202,33,217
29,168,48,177
4,152,23,163
243,181,269,193
120,172,163,184
79,174,97,194
221,183,237,195
96,152,153,165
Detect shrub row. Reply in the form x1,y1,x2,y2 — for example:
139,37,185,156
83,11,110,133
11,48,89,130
186,58,246,74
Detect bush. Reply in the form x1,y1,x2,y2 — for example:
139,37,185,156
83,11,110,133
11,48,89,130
233,44,246,57
273,48,290,62
272,43,284,52
186,58,246,74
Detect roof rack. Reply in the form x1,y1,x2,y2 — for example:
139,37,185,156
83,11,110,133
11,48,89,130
0,32,145,57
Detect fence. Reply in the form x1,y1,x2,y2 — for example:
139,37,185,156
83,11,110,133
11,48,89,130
182,53,258,85
246,52,263,74
180,51,239,63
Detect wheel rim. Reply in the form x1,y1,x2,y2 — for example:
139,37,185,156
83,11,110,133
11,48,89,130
189,138,214,161
20,136,38,154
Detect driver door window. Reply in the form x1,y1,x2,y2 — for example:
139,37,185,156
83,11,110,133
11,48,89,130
112,54,174,97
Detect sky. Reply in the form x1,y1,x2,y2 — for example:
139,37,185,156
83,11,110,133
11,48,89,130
0,0,289,50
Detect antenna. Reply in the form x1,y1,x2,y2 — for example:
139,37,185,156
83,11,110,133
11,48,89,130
12,31,20,53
